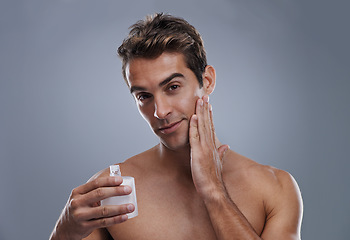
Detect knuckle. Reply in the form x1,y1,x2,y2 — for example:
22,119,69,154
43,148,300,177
71,188,78,196
116,176,123,184
107,176,114,185
115,215,126,224
107,215,126,226
70,198,80,210
95,188,104,199
92,179,100,188
191,133,199,141
115,205,128,215
101,206,108,217
109,176,121,186
112,217,119,224
99,218,108,227
72,209,84,221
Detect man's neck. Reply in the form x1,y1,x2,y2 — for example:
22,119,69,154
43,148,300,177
156,143,193,180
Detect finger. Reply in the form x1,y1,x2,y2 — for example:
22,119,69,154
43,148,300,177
74,203,135,222
189,114,200,146
74,176,123,195
209,103,216,143
217,144,229,160
85,214,129,229
83,185,132,205
203,95,212,140
196,98,207,141
199,95,212,144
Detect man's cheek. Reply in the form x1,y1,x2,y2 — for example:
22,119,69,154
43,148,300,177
194,87,204,99
191,96,200,114
138,109,152,126
192,88,205,114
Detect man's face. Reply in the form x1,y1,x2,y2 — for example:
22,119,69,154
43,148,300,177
126,52,206,150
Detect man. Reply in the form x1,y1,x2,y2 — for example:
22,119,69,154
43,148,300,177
50,13,303,240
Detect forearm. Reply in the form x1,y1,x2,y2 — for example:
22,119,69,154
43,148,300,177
50,229,70,240
50,228,70,240
203,186,261,240
49,218,79,240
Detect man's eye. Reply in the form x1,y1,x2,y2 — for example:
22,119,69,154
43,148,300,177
137,94,151,101
168,85,179,91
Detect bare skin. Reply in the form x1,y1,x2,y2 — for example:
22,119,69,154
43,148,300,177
50,52,303,240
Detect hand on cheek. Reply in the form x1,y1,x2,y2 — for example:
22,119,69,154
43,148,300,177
189,95,229,196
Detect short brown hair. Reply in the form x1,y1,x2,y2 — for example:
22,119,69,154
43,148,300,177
118,13,207,87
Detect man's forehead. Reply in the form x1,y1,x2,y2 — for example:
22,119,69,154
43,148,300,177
125,52,189,88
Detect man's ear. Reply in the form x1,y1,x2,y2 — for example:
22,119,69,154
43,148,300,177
202,65,216,95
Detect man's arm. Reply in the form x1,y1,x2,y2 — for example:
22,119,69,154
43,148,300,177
203,168,303,240
260,169,303,239
189,95,303,239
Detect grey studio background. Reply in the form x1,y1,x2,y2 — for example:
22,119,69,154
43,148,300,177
1,0,349,239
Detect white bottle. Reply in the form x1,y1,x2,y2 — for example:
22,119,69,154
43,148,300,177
101,165,138,218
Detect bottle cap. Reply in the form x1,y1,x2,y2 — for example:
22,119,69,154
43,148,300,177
109,165,121,176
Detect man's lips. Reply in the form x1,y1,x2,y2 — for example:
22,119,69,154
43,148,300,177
158,120,183,134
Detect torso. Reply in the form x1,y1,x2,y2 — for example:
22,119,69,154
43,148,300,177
97,146,274,240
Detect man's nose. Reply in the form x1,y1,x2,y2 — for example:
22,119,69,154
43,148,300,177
153,95,171,119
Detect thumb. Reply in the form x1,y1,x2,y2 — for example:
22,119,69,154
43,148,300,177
217,144,229,160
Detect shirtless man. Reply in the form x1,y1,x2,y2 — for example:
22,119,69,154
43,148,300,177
50,13,303,240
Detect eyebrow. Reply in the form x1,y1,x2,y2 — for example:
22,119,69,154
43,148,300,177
130,73,185,94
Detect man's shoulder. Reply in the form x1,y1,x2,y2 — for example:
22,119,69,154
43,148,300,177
225,151,303,227
224,150,302,219
224,150,299,195
119,145,159,176
88,145,159,181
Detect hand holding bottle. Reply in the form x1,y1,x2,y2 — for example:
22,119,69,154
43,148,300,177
50,174,135,240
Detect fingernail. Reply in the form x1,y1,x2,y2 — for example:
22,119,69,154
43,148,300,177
122,215,128,221
224,146,230,155
198,99,203,106
127,204,134,212
204,95,209,103
124,186,131,194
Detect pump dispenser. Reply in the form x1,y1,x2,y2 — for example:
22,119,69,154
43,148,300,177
101,165,138,218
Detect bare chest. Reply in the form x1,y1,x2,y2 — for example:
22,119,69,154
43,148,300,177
107,177,265,240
